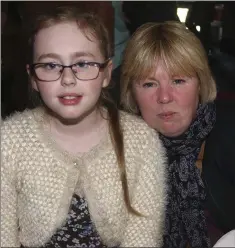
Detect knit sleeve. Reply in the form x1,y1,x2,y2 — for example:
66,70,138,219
1,130,20,247
121,129,167,247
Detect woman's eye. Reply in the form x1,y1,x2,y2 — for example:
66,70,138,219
173,79,185,84
142,82,155,88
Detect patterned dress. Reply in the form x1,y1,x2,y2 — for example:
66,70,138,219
43,194,107,248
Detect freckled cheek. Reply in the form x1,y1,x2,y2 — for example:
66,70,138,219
180,97,198,117
176,104,198,130
135,94,157,124
174,87,198,106
135,91,156,107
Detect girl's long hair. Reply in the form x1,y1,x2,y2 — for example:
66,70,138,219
26,6,141,216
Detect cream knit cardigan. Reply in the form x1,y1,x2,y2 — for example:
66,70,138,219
1,107,167,247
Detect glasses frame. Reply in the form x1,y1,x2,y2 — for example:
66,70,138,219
30,59,110,82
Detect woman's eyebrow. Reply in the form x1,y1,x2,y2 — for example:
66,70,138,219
145,77,157,81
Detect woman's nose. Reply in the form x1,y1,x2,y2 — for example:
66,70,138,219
157,86,173,104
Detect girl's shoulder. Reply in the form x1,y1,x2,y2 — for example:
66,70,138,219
118,110,167,179
120,110,150,128
119,110,161,146
1,107,44,139
120,110,153,132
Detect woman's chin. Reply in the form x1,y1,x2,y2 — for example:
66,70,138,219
158,126,187,138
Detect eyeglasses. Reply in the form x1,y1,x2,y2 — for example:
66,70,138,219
30,59,110,82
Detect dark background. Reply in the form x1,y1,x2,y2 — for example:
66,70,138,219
1,1,235,118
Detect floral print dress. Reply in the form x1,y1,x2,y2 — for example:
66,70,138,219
43,194,107,248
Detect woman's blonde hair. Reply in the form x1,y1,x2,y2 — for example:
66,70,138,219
26,6,141,216
121,21,217,113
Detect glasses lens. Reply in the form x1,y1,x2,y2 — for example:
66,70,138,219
72,63,99,80
34,64,61,81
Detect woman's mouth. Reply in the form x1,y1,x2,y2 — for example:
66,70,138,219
158,112,176,120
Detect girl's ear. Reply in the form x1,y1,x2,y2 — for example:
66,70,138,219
102,59,113,88
26,64,39,91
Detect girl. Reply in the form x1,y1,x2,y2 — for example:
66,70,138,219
1,6,167,248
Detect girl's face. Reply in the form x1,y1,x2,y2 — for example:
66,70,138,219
133,62,200,137
28,21,112,122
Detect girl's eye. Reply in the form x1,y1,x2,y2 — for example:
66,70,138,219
173,79,185,85
75,62,90,69
45,63,57,69
43,63,59,70
142,82,155,88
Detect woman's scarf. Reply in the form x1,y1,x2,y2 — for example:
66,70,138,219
160,102,216,248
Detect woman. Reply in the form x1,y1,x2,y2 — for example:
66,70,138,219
121,21,217,248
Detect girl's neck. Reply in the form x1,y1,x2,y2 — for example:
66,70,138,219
47,107,107,138
43,106,109,155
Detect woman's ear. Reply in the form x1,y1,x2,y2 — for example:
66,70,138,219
102,59,113,88
26,64,39,91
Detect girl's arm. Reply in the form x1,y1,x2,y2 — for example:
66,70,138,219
121,129,167,247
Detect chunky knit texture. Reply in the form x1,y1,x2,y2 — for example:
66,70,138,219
1,107,167,247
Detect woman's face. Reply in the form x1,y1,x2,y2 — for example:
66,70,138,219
133,62,200,137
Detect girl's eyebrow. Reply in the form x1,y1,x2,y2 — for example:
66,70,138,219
37,53,60,61
37,52,95,61
72,51,95,59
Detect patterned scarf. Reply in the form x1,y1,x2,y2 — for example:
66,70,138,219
160,102,216,248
